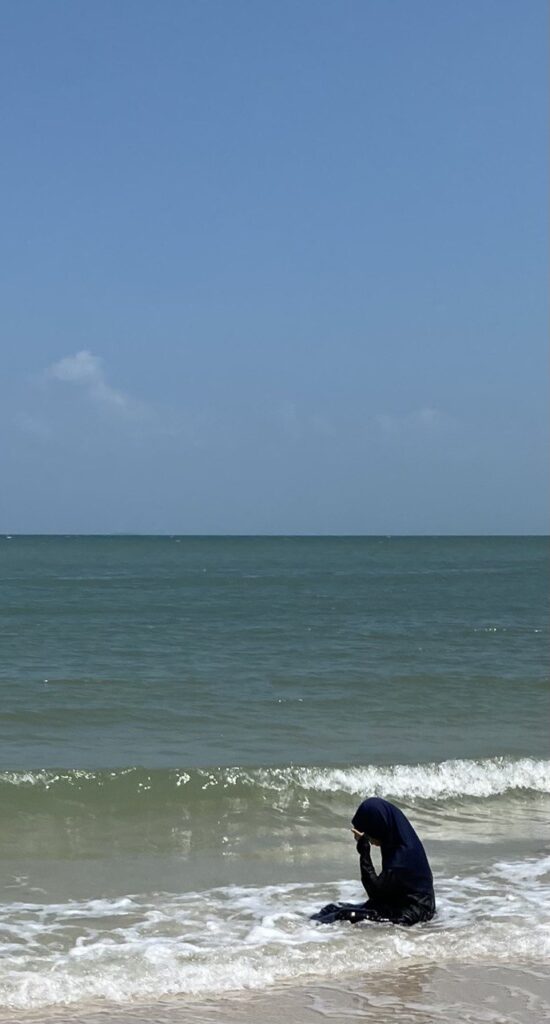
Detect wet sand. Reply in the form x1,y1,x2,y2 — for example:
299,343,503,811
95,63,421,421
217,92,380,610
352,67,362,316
4,961,549,1024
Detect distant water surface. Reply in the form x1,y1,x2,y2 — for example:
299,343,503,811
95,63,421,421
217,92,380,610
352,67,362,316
0,536,548,1015
1,536,547,767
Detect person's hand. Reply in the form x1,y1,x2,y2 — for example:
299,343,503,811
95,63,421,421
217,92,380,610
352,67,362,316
351,828,369,853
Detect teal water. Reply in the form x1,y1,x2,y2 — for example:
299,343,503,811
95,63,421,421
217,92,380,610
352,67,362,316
0,536,549,1013
1,536,548,768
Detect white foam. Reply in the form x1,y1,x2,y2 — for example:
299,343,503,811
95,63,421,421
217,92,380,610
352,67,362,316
2,757,548,802
253,757,550,800
493,854,550,883
0,854,549,1009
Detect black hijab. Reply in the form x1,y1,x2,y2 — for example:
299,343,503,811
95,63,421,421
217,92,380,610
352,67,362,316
352,797,433,895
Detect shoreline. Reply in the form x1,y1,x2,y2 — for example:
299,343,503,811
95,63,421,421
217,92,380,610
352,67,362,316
3,961,550,1024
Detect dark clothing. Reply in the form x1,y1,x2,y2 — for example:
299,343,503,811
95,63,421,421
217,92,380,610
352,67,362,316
357,835,435,922
312,799,436,928
310,894,435,926
352,798,434,896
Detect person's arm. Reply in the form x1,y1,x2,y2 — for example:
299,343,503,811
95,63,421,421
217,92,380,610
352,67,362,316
356,836,398,900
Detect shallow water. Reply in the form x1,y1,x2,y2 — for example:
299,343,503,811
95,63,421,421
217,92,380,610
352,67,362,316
0,536,548,1014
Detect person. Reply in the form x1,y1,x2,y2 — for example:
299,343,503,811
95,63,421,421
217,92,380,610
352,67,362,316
311,797,436,927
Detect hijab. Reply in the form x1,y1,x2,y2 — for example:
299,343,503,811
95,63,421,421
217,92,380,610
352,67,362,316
352,797,433,895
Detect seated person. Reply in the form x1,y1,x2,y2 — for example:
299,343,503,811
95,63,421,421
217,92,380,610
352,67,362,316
312,796,436,927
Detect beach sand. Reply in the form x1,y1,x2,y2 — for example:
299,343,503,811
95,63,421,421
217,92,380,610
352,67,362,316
4,962,549,1024
3,539,548,1022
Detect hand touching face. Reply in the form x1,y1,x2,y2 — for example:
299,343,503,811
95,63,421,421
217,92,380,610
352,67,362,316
350,827,381,847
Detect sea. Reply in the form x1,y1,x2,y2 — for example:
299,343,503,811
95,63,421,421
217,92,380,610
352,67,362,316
0,535,549,1022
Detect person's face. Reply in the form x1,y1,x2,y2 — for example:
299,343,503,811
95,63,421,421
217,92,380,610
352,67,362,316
350,827,381,846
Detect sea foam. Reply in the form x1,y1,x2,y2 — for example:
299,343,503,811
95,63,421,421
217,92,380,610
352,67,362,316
1,756,549,803
0,854,549,1009
272,756,550,800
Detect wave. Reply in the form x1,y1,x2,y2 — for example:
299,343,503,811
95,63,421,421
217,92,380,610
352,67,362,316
256,756,550,800
1,756,548,808
1,853,549,1009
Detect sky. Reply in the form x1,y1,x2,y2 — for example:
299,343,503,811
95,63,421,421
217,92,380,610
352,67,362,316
1,0,548,534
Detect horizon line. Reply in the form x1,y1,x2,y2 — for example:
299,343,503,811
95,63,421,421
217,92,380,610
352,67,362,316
2,532,549,540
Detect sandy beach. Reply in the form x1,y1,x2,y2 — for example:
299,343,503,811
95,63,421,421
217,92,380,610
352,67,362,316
4,962,550,1024
2,539,548,1019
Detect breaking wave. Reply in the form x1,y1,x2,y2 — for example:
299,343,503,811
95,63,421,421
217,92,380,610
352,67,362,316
1,852,549,1009
1,756,548,811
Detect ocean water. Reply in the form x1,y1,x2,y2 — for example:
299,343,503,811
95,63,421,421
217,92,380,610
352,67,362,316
0,535,548,1017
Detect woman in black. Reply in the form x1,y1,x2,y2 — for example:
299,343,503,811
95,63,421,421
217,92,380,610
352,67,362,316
312,797,436,927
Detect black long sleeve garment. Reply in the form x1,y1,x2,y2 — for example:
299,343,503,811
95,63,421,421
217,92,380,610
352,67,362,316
311,798,436,928
358,839,403,903
356,836,435,925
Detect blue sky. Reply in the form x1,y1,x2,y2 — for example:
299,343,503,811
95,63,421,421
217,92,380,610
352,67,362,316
2,0,548,533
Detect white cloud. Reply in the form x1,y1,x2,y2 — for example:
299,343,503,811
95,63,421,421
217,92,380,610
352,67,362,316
48,350,101,383
375,407,443,434
14,412,53,441
417,406,440,425
41,350,206,444
47,350,134,414
276,401,336,440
